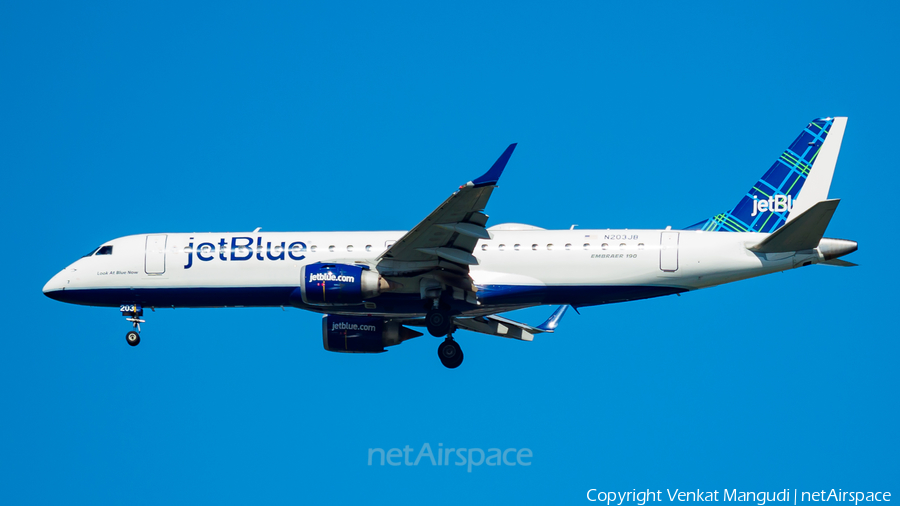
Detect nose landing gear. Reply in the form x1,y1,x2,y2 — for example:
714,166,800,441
121,304,144,347
126,330,141,346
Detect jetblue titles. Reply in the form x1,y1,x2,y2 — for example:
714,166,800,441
751,194,794,217
183,236,306,269
331,321,376,332
309,271,355,283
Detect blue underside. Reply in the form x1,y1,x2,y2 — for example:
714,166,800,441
44,284,687,312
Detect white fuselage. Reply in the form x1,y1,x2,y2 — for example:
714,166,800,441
42,227,821,316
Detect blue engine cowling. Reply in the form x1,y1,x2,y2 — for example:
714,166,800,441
322,315,422,353
299,263,385,306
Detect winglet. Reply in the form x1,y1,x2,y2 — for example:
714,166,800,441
470,143,517,188
536,305,569,332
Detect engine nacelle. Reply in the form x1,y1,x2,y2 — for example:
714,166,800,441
322,315,422,353
299,263,387,306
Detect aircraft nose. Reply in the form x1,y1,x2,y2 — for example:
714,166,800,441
42,271,67,299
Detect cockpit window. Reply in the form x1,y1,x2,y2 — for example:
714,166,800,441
96,245,113,255
83,247,100,257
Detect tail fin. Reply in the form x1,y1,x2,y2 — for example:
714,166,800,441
686,117,847,233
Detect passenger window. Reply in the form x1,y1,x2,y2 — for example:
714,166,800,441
583,243,590,249
601,243,608,250
365,245,372,252
565,243,572,250
547,244,554,250
347,245,353,252
481,244,488,251
97,246,113,255
328,245,335,252
514,244,521,251
499,244,506,251
532,244,538,251
310,245,317,252
620,243,626,249
638,243,644,250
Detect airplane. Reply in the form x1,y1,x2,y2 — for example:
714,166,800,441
43,117,858,369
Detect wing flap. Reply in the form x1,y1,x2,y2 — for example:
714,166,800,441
437,222,491,240
454,317,537,341
378,186,495,264
416,247,479,265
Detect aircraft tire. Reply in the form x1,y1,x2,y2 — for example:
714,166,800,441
438,339,463,369
426,309,451,337
126,331,141,347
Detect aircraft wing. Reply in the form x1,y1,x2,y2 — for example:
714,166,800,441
454,305,569,342
375,144,517,292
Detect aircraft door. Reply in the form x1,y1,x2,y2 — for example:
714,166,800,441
145,234,167,275
659,232,679,272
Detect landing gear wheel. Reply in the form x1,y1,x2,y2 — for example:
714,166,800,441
126,331,141,347
438,339,464,369
426,309,452,337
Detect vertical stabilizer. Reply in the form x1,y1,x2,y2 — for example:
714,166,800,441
786,117,847,222
686,117,846,233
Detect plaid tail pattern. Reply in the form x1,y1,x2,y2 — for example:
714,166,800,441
685,118,834,233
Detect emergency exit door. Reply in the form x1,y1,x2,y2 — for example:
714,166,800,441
659,232,679,272
145,235,167,275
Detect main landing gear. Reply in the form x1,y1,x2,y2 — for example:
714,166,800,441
426,304,463,368
121,304,144,347
437,336,464,369
426,308,451,337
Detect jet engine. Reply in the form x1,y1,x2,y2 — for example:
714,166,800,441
299,263,391,306
322,315,422,353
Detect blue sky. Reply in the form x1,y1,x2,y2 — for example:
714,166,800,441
1,1,897,504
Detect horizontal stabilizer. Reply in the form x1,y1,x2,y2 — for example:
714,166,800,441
821,258,858,267
750,199,839,253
